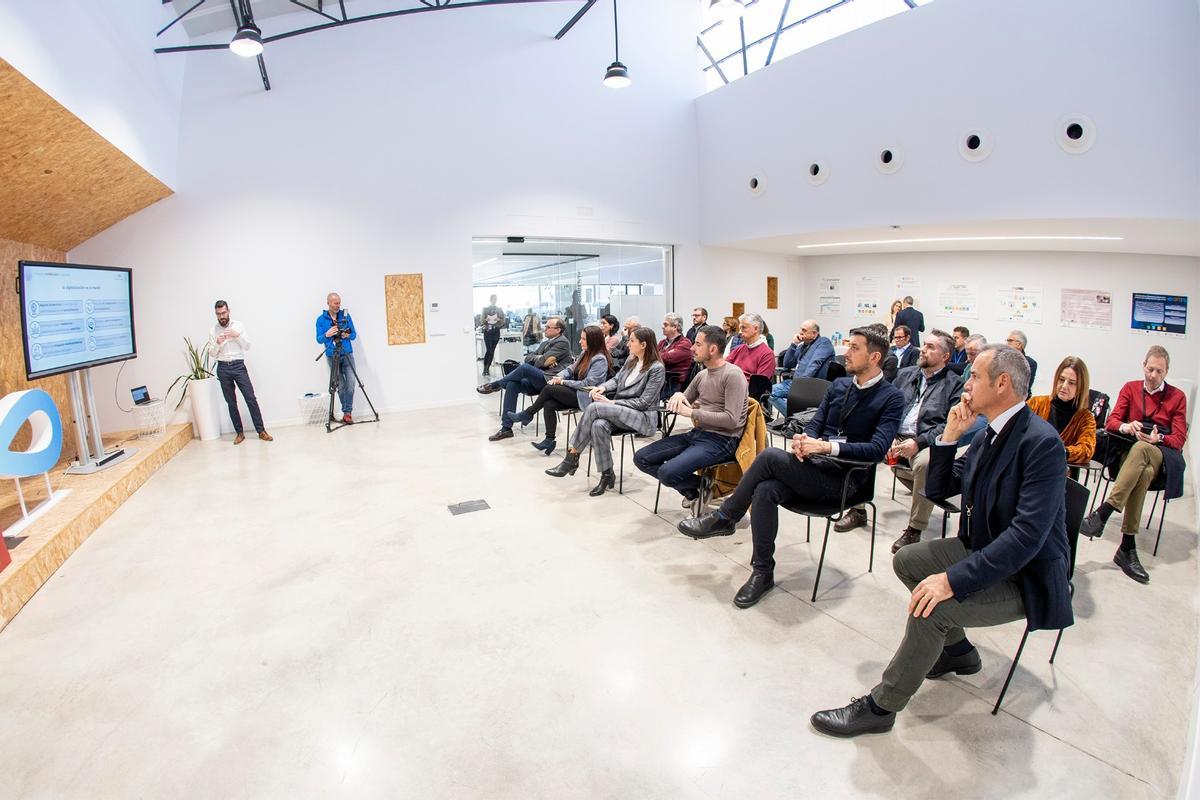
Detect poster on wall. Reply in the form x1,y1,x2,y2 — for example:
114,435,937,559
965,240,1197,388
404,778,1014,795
854,275,881,317
895,276,921,302
935,283,979,318
1131,292,1188,338
817,277,842,315
1060,288,1112,330
995,286,1043,324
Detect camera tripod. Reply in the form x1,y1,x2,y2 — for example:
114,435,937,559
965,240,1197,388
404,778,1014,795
316,336,379,433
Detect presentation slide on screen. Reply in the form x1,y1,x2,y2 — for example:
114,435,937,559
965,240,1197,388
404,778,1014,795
1131,292,1188,337
23,265,134,375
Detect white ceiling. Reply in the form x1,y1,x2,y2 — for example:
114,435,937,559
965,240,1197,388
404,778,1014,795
723,218,1200,258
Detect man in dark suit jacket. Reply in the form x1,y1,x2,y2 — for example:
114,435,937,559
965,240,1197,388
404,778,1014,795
811,344,1072,737
891,325,920,370
892,296,925,346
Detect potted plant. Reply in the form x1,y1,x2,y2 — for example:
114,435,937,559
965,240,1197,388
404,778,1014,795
167,337,221,441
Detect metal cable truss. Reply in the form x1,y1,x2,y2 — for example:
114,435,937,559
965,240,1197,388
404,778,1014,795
154,0,597,91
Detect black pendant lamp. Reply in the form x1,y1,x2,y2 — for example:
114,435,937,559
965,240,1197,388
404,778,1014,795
602,0,631,88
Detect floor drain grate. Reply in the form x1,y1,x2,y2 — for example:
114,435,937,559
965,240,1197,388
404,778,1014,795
448,499,490,515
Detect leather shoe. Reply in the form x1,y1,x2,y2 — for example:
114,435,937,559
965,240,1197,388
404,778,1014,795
1114,547,1150,584
733,571,774,608
504,410,534,427
811,696,895,738
833,507,868,533
233,433,245,445
545,451,580,477
1080,508,1108,539
890,527,922,554
926,646,982,679
258,431,273,442
488,428,514,442
476,383,498,394
589,470,616,496
678,513,736,540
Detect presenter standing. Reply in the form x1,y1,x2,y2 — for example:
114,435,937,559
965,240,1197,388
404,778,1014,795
317,292,357,423
207,300,272,445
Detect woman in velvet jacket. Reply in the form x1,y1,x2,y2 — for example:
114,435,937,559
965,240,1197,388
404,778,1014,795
505,326,609,452
1027,355,1096,467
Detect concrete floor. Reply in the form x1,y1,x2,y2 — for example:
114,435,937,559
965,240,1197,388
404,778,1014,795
0,398,1195,798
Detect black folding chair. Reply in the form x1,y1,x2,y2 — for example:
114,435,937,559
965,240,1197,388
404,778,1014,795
992,477,1089,714
584,430,641,494
780,457,879,602
1092,431,1170,554
824,360,847,381
767,377,830,450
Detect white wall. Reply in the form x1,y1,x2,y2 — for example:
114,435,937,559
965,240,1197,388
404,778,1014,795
686,247,805,344
0,0,185,187
695,0,1200,244
67,1,709,431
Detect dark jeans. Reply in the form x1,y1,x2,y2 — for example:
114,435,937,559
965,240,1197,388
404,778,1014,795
525,383,578,438
482,328,501,372
326,352,356,414
217,359,265,434
633,428,739,499
496,362,548,429
717,448,854,574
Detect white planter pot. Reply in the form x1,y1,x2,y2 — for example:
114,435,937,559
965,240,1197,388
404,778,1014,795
188,377,223,441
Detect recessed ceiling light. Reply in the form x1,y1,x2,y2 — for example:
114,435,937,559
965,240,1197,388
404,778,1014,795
795,235,1124,249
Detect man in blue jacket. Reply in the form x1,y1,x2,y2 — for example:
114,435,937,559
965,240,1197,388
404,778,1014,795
769,319,835,415
678,327,904,609
316,292,358,424
810,344,1072,737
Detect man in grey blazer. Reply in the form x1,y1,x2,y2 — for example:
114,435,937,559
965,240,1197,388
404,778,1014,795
477,316,572,439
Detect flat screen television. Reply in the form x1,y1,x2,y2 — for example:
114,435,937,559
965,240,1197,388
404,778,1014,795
18,261,137,380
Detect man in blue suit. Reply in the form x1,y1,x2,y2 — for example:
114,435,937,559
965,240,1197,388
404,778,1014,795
811,344,1072,737
769,319,835,415
892,295,925,346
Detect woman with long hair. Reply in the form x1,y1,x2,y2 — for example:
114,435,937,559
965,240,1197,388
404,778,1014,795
599,314,622,353
505,325,609,455
546,327,666,495
888,299,903,328
1027,356,1096,465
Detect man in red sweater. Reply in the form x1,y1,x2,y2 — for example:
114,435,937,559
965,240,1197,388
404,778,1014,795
1080,345,1189,583
658,312,695,392
726,313,776,381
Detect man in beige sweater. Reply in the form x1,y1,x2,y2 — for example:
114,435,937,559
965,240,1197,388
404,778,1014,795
633,325,748,506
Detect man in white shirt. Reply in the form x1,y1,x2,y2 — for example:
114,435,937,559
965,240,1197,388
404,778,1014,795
207,300,271,445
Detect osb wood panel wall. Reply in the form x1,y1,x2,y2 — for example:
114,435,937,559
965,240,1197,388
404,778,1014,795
1,238,75,461
384,274,426,345
0,58,172,251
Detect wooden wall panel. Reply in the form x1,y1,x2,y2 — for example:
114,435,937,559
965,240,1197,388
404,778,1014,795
767,276,779,310
0,238,75,462
731,302,745,318
0,58,172,252
384,274,426,345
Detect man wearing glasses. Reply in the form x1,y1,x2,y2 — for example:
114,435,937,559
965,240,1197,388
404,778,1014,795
685,308,708,342
1005,330,1037,397
477,316,572,441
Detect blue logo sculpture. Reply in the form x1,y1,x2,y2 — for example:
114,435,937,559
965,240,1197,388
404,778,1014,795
0,389,63,478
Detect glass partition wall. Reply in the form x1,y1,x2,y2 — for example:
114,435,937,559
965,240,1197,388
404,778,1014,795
472,238,672,374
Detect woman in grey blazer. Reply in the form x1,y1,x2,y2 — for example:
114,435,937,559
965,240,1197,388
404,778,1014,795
546,327,666,496
506,325,610,454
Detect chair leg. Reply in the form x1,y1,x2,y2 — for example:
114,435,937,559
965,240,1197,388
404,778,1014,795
941,510,949,539
619,436,625,494
1153,497,1168,557
565,413,572,443
1050,583,1073,664
1146,491,1158,531
811,520,832,602
867,502,877,573
654,480,662,514
891,472,897,501
992,626,1031,715
806,516,811,543
586,448,592,478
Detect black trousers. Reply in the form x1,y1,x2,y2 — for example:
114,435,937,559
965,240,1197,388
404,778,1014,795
526,383,578,438
482,328,501,371
216,359,265,434
717,448,855,573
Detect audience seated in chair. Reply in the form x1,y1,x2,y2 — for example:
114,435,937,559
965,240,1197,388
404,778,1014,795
882,333,965,554
546,327,666,496
677,327,904,609
1080,345,1189,583
1006,330,1037,397
505,325,610,453
721,316,742,355
867,323,899,383
478,316,572,439
950,326,971,364
770,319,835,416
658,312,694,393
633,325,748,507
811,344,1072,738
1026,356,1097,468
891,325,919,370
726,312,777,382
599,314,624,359
685,307,708,343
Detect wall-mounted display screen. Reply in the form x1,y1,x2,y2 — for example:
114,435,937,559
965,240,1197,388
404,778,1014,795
19,261,137,380
1131,292,1187,337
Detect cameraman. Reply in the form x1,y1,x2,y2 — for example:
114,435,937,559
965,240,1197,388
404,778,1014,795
316,292,358,424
